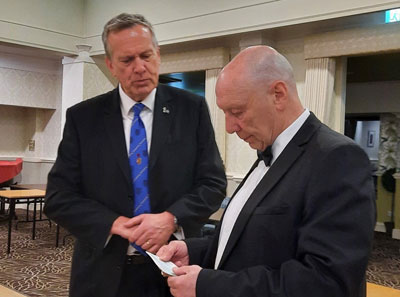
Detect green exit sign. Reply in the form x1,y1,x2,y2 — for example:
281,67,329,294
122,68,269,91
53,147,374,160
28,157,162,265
385,9,400,23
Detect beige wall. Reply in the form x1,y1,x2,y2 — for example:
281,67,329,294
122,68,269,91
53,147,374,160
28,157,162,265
0,50,62,184
0,51,62,160
0,106,32,156
0,54,60,109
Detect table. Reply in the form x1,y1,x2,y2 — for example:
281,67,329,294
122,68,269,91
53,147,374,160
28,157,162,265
10,184,46,191
0,189,46,254
9,184,48,225
0,284,28,297
0,158,23,184
367,283,400,297
9,184,65,247
6,184,64,247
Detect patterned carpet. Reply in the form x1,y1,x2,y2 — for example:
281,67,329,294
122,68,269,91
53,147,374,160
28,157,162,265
0,210,73,297
0,210,399,296
367,231,400,289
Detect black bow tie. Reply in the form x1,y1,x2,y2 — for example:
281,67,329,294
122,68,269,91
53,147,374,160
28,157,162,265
257,146,273,167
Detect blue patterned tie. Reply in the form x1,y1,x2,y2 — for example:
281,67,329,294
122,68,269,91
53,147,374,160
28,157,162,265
129,103,150,254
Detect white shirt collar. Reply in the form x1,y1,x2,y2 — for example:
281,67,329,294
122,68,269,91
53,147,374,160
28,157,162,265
119,84,156,116
270,109,310,164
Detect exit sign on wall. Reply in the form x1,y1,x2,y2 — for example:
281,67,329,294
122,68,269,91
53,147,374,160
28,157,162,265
385,9,400,23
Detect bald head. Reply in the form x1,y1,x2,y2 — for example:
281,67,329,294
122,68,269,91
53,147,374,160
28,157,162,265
217,46,297,97
216,46,304,151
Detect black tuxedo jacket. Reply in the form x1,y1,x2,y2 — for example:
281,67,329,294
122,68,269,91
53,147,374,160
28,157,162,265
44,85,226,297
186,113,375,297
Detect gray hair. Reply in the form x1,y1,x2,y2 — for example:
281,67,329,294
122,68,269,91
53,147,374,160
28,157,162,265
102,13,158,58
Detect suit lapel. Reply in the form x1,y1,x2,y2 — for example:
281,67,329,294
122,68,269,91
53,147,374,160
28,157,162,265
217,113,321,268
149,85,173,170
103,88,131,186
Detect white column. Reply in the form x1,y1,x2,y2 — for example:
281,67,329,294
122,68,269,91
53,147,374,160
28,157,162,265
238,32,275,50
205,68,225,161
61,45,114,137
61,45,95,135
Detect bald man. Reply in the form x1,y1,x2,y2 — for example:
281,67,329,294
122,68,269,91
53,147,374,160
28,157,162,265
158,46,376,297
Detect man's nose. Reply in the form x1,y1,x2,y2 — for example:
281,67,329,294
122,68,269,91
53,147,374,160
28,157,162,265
132,58,146,73
225,114,238,134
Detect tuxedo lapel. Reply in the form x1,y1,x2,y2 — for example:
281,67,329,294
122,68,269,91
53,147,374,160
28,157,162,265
217,113,321,268
103,89,131,186
149,85,173,170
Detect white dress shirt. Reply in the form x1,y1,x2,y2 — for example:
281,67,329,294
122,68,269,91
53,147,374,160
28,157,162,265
119,84,155,153
214,109,310,268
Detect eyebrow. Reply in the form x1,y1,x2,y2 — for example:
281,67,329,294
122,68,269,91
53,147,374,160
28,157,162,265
118,49,153,59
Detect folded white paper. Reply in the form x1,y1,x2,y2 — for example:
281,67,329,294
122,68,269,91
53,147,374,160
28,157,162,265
146,251,177,276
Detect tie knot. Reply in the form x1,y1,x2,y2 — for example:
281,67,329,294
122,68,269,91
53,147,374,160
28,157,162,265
132,103,145,116
257,146,273,167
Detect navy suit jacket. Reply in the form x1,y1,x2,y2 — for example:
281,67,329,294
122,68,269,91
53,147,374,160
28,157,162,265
186,113,375,297
44,85,226,297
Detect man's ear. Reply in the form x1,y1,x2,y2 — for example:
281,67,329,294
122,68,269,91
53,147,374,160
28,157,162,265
157,46,161,58
272,81,288,111
105,56,115,76
156,46,161,66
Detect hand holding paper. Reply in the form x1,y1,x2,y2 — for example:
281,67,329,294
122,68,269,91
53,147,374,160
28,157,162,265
146,251,177,276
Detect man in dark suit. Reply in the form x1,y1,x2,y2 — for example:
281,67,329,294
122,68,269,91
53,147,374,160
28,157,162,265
44,13,226,297
158,46,376,297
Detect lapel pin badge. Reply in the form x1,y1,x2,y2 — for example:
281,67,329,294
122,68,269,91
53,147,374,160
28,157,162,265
162,107,170,114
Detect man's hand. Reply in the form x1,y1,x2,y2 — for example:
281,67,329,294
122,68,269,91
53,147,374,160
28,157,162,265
167,265,201,297
110,216,138,239
124,211,176,253
157,240,189,267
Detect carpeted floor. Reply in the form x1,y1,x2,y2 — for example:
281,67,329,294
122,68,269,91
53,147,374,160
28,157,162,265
367,231,400,289
0,211,73,297
0,210,399,296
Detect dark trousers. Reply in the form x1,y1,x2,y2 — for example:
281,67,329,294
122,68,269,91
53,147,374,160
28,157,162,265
116,257,171,297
